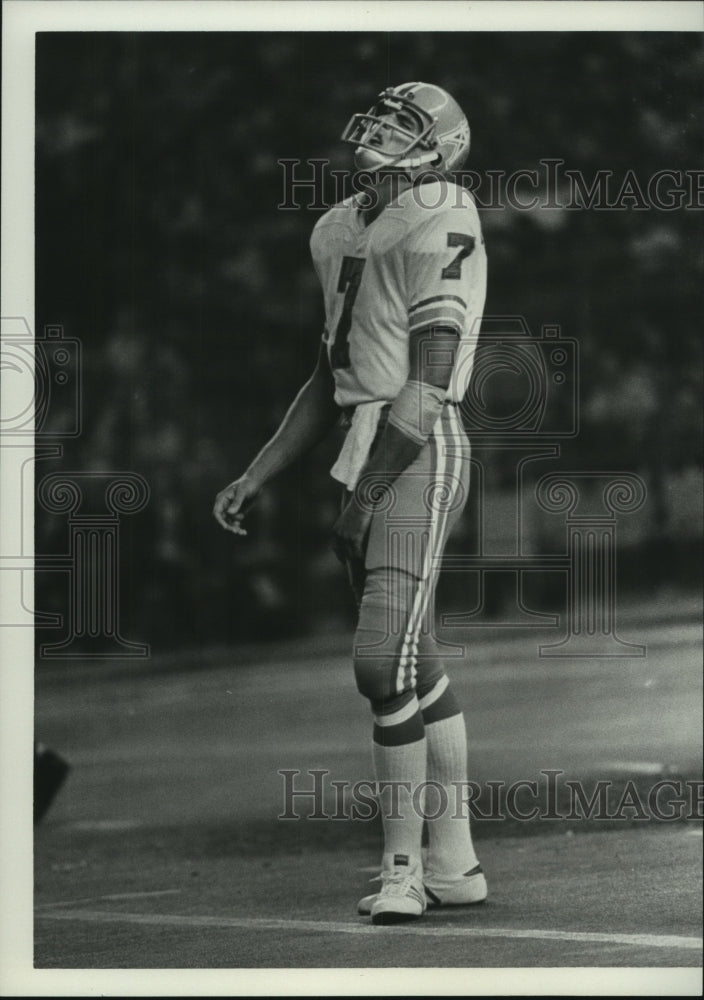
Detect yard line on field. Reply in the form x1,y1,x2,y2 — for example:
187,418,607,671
35,909,702,951
36,890,182,909
65,819,144,831
595,760,666,774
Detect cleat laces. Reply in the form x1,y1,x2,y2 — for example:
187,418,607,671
378,869,423,903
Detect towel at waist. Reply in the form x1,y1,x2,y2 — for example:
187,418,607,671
331,399,458,492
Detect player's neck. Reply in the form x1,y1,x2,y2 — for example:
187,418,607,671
358,174,413,227
360,199,390,227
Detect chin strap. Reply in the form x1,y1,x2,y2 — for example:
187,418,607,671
393,150,440,169
356,147,440,172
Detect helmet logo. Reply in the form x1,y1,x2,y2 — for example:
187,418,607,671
440,119,470,165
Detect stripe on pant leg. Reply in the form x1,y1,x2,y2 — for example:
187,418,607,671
396,409,461,694
405,410,462,684
395,424,442,694
399,411,458,691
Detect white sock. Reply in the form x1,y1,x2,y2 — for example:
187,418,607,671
424,710,480,877
372,700,426,867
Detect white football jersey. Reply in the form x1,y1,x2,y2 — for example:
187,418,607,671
310,180,487,408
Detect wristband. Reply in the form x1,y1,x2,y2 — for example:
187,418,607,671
387,379,445,445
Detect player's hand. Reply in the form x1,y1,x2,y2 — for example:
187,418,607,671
332,496,373,563
213,474,260,535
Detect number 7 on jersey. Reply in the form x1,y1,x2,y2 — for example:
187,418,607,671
331,256,365,370
441,232,475,279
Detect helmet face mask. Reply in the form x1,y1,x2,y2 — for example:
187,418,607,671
342,91,438,169
341,82,470,174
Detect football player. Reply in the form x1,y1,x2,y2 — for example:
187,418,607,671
214,82,488,924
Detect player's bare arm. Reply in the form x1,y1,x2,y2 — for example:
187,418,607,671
331,324,459,562
213,341,338,534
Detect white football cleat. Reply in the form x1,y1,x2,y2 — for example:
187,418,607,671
368,854,426,925
358,861,487,915
424,863,488,908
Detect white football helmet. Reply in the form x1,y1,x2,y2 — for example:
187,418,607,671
341,82,470,174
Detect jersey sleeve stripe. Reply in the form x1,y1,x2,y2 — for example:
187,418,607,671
409,319,463,339
409,307,465,331
409,294,467,315
410,303,465,323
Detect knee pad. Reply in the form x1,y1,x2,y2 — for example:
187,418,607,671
352,568,422,708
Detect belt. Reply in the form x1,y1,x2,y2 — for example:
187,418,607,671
341,399,457,422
